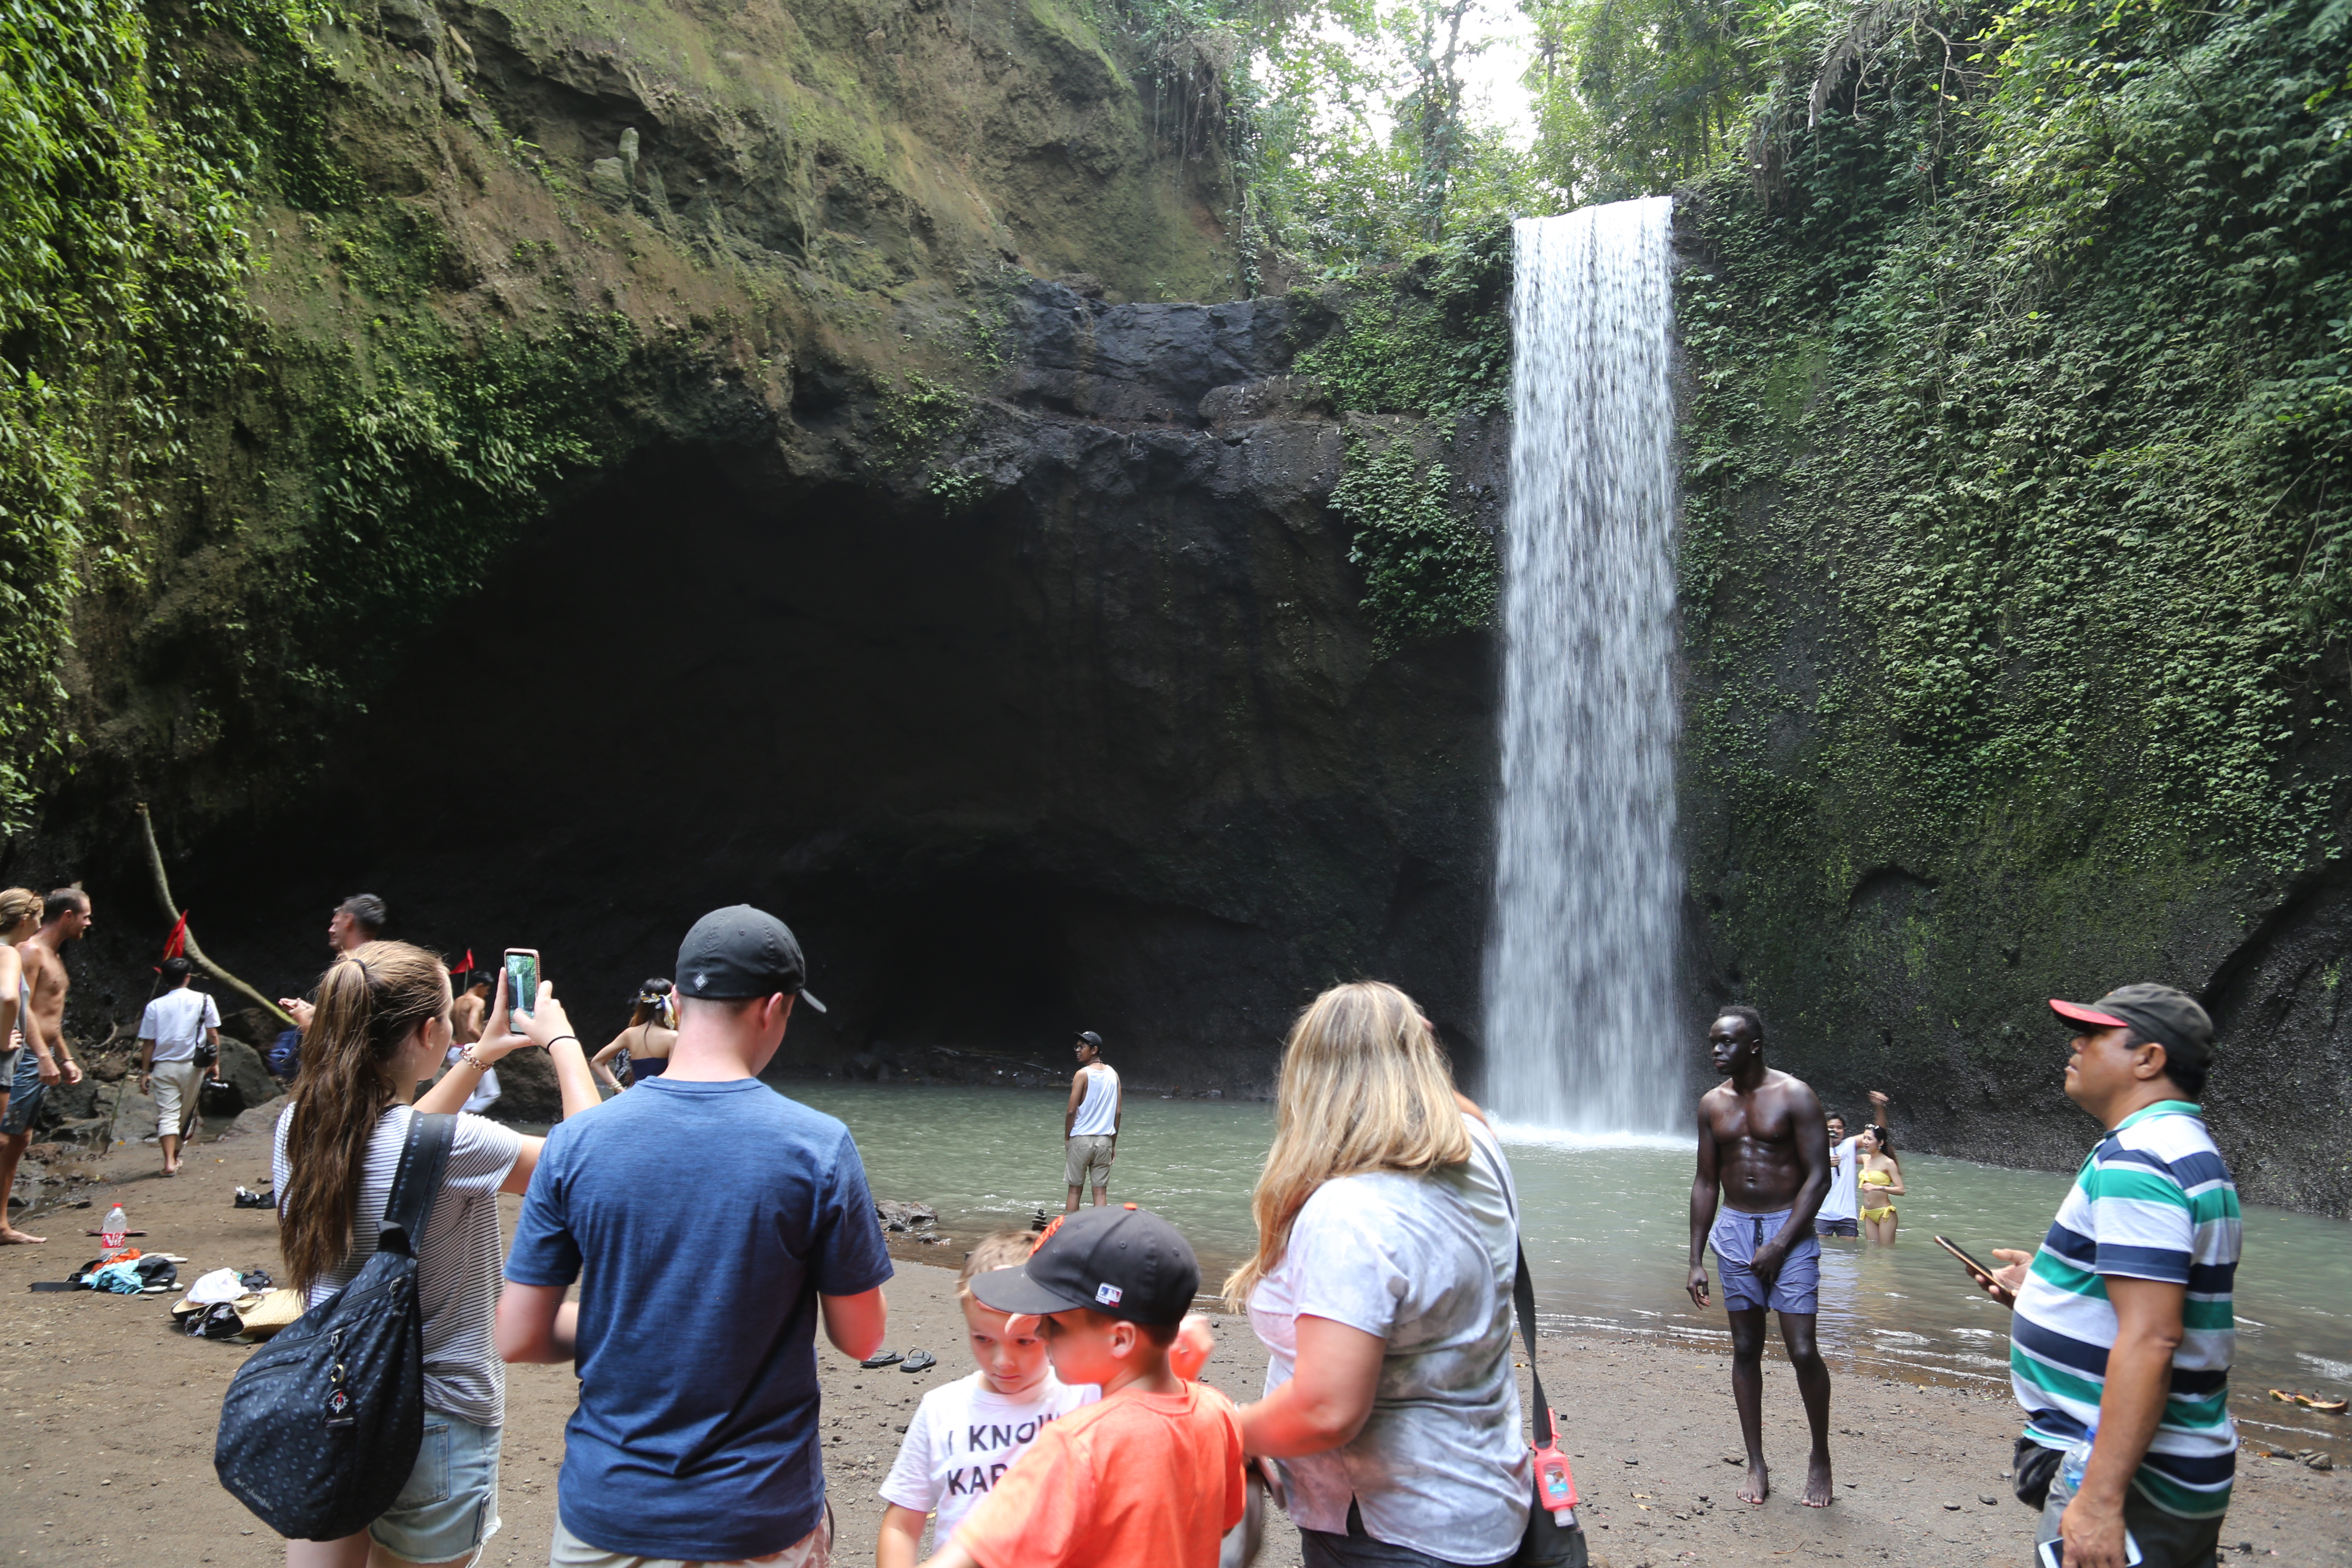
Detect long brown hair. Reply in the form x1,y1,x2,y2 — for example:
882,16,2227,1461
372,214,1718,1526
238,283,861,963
278,941,450,1293
1224,981,1471,1307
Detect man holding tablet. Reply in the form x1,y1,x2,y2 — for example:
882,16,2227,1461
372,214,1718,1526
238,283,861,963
1976,984,2238,1568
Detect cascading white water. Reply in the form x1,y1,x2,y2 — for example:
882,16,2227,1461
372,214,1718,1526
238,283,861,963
1483,197,1682,1136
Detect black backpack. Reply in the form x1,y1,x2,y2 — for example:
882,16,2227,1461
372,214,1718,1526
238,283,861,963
215,1111,456,1541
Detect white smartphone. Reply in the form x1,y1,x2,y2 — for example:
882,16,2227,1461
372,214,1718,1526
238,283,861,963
503,948,539,1020
2037,1531,2144,1567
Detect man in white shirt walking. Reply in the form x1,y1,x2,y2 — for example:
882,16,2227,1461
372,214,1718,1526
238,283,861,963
138,956,220,1176
1063,1029,1121,1212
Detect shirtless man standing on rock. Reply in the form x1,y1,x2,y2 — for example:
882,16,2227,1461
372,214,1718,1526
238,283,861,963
1,889,92,1243
1687,1003,1835,1507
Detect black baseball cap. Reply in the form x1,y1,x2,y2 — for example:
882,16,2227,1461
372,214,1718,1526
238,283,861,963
2049,983,2211,1074
968,1204,1197,1326
676,905,827,1012
1075,1030,1102,1048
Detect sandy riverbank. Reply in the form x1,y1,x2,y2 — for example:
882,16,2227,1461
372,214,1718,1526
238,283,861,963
0,1130,2344,1568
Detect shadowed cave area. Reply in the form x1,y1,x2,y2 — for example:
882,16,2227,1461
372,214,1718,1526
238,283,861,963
178,439,1498,1093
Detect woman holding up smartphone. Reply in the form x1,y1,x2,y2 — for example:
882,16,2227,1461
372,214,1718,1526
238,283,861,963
1856,1124,1905,1243
272,945,600,1568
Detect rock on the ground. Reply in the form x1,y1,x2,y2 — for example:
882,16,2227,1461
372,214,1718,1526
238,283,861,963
875,1200,938,1231
222,1096,289,1140
213,1036,279,1112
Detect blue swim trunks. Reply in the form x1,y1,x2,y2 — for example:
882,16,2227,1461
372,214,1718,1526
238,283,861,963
1709,1207,1821,1314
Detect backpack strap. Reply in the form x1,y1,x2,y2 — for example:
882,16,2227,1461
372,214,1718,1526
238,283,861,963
379,1111,457,1254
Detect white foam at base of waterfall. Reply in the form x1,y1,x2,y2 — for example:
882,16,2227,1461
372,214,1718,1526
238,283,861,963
1482,196,1682,1136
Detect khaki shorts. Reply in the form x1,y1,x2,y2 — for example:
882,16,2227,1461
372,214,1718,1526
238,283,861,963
1066,1133,1116,1188
550,1502,830,1568
150,1060,204,1140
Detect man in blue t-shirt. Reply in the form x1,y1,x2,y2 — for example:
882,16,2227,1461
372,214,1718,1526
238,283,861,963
498,906,892,1565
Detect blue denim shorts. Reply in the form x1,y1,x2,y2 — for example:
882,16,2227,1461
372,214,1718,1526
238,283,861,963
0,1047,43,1136
371,1412,503,1564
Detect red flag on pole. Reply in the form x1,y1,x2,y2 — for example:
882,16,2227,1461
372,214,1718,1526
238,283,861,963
162,910,189,960
454,949,475,977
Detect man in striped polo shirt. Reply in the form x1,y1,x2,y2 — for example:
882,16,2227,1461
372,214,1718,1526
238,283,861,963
1981,984,2237,1568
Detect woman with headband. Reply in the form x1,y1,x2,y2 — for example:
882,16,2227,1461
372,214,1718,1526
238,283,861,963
591,977,677,1093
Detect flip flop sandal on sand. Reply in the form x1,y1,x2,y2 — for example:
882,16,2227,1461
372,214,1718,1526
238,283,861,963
901,1350,938,1373
860,1352,903,1369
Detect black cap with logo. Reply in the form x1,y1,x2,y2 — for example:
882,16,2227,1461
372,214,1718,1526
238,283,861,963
675,905,827,1012
1075,1030,1102,1049
968,1204,1197,1326
2049,983,2211,1075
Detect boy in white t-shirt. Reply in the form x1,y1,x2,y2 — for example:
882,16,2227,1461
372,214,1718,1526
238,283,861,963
877,1230,1097,1566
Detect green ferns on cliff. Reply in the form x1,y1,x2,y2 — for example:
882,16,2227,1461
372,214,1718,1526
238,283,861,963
0,0,664,822
0,0,294,820
1300,220,1511,650
1678,0,2352,880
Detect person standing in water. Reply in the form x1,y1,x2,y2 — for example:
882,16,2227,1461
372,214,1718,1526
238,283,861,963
590,978,676,1093
1063,1029,1121,1212
1687,1004,1835,1507
1816,1113,1859,1238
1856,1123,1904,1243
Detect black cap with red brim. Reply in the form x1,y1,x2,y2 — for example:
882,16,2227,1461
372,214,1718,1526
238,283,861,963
2049,983,2214,1074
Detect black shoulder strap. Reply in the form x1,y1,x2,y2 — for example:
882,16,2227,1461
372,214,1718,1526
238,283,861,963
380,1111,457,1252
1514,1241,1556,1448
1467,1124,1558,1449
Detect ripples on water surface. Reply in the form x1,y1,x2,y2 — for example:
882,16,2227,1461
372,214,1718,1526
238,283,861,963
782,1082,2352,1446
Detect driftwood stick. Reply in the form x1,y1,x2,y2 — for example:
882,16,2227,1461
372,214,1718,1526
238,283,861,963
133,803,294,1029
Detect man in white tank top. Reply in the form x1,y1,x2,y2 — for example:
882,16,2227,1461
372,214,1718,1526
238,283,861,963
1062,1030,1121,1212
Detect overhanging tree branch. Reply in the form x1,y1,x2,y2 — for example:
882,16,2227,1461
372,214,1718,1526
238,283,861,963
134,803,295,1030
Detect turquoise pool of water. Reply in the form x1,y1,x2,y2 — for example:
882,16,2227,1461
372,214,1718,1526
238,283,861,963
783,1081,2352,1449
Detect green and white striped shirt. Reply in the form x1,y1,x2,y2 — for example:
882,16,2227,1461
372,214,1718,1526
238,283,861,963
2009,1100,2240,1519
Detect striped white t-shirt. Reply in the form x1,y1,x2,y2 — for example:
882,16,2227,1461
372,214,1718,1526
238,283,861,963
2009,1100,2239,1519
274,1103,525,1427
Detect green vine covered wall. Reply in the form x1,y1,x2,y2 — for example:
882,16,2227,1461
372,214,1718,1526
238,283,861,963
1677,0,2352,1205
1296,222,1510,653
0,0,1243,840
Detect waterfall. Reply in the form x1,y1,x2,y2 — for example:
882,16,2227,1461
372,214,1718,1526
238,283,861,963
1482,197,1682,1136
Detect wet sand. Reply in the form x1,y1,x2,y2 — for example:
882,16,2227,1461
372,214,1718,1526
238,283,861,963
1,1131,2345,1567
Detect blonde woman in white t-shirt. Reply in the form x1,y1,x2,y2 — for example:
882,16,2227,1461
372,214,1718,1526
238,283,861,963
1226,982,1532,1568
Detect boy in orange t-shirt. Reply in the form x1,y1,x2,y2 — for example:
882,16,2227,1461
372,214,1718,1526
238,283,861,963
921,1205,1246,1568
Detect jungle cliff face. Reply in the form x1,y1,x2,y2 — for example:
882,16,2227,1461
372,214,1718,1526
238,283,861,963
11,0,1504,1100
1669,0,2352,1220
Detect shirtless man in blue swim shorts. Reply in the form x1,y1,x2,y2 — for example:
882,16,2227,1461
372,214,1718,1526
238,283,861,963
1686,1004,1834,1508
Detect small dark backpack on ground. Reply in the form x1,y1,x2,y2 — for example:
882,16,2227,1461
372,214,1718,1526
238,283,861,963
215,1111,454,1541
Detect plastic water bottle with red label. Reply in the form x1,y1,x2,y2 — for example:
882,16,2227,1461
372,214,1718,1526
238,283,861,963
100,1203,128,1258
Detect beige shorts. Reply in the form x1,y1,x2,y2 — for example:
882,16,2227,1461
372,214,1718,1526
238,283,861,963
1066,1133,1116,1188
150,1060,204,1139
550,1503,829,1568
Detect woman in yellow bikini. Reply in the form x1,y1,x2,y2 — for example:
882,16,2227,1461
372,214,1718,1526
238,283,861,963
1856,1124,1905,1243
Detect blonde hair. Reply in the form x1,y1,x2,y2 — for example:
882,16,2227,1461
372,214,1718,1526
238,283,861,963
959,1228,1037,1298
1224,981,1471,1306
0,888,39,937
